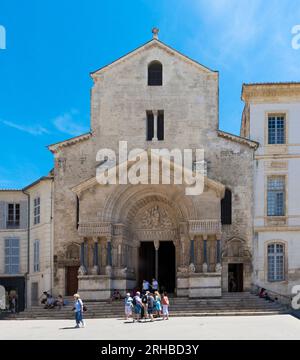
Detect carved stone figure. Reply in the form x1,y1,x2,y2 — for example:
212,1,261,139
78,265,87,275
140,206,173,229
189,263,196,273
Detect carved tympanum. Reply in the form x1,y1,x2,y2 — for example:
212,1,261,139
139,205,173,229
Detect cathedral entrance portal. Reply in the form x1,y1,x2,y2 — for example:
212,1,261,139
138,241,176,294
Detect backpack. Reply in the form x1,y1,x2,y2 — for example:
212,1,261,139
147,296,154,308
132,297,137,306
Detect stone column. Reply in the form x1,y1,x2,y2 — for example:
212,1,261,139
189,236,195,266
179,236,185,267
117,243,122,267
105,237,112,276
202,235,208,273
215,235,222,273
78,239,87,275
153,110,158,141
91,237,99,275
154,240,160,280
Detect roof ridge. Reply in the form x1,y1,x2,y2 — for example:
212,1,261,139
90,38,217,77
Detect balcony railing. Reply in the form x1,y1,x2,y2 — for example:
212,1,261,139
188,220,221,235
78,222,112,237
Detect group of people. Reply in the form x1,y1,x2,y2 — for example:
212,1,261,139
41,278,169,328
41,292,66,309
125,290,169,322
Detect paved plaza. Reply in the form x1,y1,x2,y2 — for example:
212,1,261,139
0,315,300,340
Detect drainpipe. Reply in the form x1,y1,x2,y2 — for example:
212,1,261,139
22,189,30,309
50,180,54,295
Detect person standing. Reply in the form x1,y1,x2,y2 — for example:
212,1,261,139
124,293,133,321
73,293,85,328
132,291,143,322
141,291,149,321
142,280,150,294
152,278,158,292
154,291,162,317
147,293,155,322
161,292,169,320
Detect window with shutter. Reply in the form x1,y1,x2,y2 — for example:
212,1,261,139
34,240,40,272
7,204,20,228
268,243,284,281
34,197,40,225
267,177,285,216
5,238,19,274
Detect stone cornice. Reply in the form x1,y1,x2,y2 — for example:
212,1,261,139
47,132,92,154
217,130,259,149
242,83,300,103
255,226,300,232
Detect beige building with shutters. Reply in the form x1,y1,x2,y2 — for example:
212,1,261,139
0,175,53,310
241,83,300,301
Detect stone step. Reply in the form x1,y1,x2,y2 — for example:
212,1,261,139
29,299,279,307
23,303,284,312
13,310,287,320
10,293,288,320
17,305,286,316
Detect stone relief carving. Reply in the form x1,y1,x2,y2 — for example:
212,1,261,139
78,265,87,275
177,266,189,274
189,263,196,273
222,238,252,259
140,205,173,229
66,244,80,260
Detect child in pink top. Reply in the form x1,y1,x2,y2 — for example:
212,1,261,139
161,292,169,320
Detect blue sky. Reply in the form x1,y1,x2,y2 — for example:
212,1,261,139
0,0,299,188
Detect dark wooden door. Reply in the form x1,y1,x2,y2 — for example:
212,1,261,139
228,264,244,292
66,266,79,296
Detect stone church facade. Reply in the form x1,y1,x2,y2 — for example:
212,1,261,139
48,34,257,300
1,33,299,307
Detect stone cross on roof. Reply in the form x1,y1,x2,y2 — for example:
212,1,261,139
152,27,159,40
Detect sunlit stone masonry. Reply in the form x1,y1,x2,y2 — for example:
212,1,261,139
1,30,300,308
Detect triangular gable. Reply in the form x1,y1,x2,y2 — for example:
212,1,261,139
72,150,225,198
91,39,217,79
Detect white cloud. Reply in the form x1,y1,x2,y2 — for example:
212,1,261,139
52,110,89,136
1,120,49,135
185,0,300,79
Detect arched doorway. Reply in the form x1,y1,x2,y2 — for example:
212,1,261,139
138,240,176,293
130,201,180,294
222,237,252,292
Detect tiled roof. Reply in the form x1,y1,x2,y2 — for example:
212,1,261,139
217,130,259,149
47,132,92,153
243,82,300,86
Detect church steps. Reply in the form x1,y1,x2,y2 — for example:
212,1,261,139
6,293,288,320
